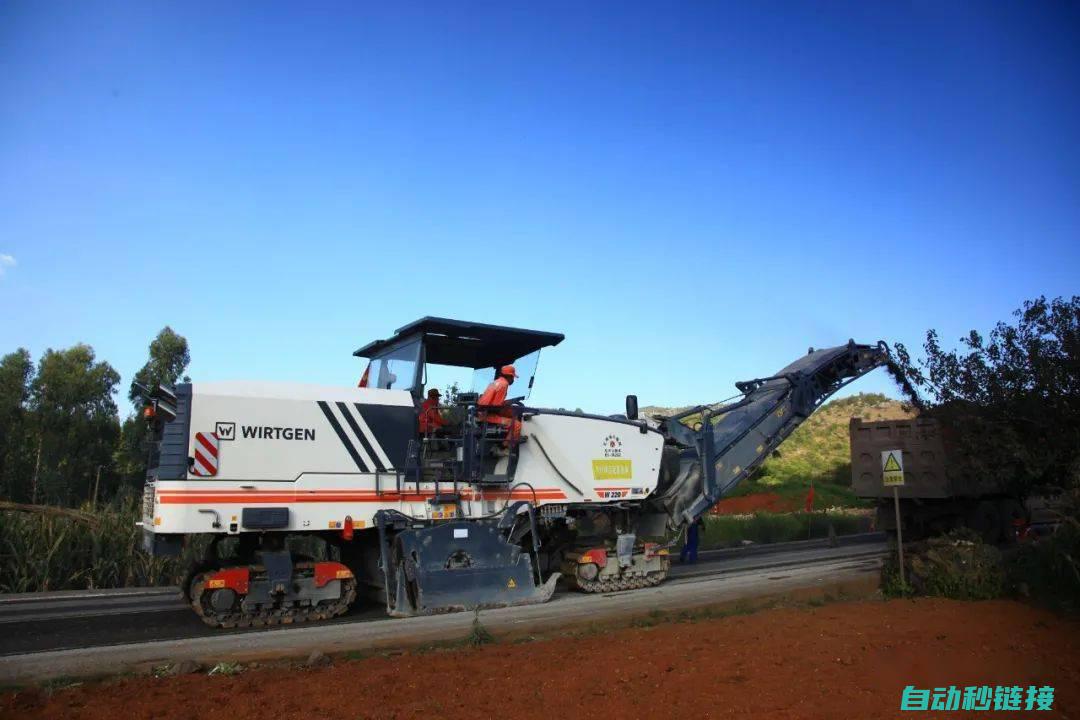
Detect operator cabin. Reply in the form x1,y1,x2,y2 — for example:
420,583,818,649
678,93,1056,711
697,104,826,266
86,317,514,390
353,317,565,449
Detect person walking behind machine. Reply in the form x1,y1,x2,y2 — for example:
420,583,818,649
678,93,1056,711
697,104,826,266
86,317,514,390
680,516,703,564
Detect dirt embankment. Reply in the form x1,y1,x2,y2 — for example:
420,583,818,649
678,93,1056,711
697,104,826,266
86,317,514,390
4,598,1078,720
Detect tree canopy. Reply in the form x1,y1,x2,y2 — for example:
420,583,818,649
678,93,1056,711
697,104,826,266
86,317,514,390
0,327,191,506
0,349,34,501
891,296,1080,496
27,345,120,504
117,327,192,489
127,326,191,410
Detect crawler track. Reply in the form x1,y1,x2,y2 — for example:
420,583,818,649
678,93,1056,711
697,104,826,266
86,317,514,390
189,563,357,629
563,559,670,592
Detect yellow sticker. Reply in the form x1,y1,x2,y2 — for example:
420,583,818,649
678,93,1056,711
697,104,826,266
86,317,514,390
507,578,517,589
592,459,632,480
207,579,225,589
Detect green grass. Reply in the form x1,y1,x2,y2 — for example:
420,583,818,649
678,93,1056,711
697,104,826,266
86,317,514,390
207,661,244,676
466,608,495,646
698,510,871,549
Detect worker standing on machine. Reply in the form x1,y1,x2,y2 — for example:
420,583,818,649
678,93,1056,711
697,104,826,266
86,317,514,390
419,388,445,435
476,364,521,444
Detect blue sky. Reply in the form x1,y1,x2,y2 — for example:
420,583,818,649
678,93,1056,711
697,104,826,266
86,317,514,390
1,2,1077,415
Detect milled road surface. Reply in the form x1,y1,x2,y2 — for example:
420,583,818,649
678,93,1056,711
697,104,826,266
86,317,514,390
0,536,885,684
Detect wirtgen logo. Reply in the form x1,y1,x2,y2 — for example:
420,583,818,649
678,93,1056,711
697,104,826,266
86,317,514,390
214,421,315,441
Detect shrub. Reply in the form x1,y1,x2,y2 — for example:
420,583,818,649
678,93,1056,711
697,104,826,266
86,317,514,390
882,528,1004,600
1007,484,1080,613
466,608,495,646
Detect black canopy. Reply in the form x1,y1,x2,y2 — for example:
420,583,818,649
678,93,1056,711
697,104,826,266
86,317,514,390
354,317,564,369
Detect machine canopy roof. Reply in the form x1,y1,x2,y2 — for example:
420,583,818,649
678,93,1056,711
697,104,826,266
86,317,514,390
353,317,565,369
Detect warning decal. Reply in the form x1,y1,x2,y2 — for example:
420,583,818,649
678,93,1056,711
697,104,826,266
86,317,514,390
881,450,904,487
191,432,219,477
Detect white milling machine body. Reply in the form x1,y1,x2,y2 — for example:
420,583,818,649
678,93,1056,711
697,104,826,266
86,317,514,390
139,317,887,626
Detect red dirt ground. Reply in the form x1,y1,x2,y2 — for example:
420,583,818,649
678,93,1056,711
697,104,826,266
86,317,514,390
4,598,1078,720
711,491,798,514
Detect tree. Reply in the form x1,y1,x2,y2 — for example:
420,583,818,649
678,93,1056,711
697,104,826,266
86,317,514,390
116,327,191,488
0,349,33,500
127,326,190,409
891,296,1080,497
28,345,121,505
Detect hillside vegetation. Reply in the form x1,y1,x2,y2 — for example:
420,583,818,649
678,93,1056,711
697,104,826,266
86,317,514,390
750,392,916,500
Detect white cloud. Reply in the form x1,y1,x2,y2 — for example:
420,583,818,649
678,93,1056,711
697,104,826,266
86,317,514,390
0,254,15,276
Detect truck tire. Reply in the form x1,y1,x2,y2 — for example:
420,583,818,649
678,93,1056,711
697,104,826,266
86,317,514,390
966,500,1002,544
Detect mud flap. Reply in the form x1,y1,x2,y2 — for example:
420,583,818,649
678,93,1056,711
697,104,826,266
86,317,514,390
377,507,560,617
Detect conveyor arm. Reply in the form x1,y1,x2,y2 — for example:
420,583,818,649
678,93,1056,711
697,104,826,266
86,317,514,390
655,341,888,526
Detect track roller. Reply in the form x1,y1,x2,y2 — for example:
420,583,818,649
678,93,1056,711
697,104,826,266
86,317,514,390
562,546,670,593
189,560,357,628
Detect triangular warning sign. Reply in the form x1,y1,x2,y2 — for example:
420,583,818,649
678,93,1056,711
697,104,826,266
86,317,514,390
507,578,517,589
883,453,902,472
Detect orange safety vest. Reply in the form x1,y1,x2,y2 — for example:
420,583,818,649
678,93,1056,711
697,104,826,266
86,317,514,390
477,376,520,443
477,376,509,409
419,398,444,433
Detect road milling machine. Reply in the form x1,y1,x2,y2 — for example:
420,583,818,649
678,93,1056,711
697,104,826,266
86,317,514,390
138,317,887,627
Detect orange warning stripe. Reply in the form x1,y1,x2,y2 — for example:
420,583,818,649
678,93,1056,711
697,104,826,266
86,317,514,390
157,488,567,504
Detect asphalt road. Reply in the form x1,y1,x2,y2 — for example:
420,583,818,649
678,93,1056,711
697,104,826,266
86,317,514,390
1,550,886,685
0,533,884,659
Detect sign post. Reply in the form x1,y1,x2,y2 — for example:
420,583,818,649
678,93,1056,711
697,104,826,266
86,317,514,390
882,450,906,588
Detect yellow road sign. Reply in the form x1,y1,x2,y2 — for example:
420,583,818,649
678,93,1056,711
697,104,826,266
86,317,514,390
882,450,904,486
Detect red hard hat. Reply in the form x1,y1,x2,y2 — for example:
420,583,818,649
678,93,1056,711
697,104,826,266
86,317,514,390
501,364,518,378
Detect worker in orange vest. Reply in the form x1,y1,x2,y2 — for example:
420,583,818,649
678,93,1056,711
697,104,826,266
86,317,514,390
477,365,521,444
419,388,445,435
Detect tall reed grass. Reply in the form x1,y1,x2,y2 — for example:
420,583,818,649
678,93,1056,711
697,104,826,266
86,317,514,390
0,493,201,593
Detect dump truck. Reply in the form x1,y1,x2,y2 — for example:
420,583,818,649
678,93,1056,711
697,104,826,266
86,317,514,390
138,317,888,627
850,416,1028,542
